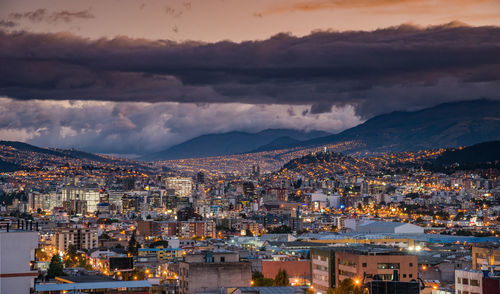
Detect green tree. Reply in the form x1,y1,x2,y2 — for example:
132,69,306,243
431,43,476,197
273,269,290,286
77,255,93,270
252,271,274,286
47,255,65,278
255,277,274,286
332,278,363,294
246,229,254,237
64,244,78,267
127,230,139,256
252,271,264,280
267,225,292,234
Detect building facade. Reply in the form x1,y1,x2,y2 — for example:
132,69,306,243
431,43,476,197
311,246,418,293
0,227,38,294
455,269,483,294
178,252,252,294
54,226,98,252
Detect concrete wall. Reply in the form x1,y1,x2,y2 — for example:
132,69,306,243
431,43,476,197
179,261,252,294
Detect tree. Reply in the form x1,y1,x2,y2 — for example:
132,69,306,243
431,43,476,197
127,230,139,256
267,225,292,234
64,244,78,267
252,271,264,280
246,229,254,237
454,212,465,221
123,268,146,281
35,248,49,262
255,277,274,286
252,271,274,286
47,255,65,279
273,269,290,286
332,278,363,294
149,240,169,248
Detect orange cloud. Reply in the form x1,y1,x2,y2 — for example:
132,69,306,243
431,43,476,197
257,0,496,15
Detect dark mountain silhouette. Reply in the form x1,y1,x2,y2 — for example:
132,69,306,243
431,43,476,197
141,129,330,160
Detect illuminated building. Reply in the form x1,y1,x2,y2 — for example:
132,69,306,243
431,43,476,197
53,226,98,252
311,246,418,293
165,177,193,197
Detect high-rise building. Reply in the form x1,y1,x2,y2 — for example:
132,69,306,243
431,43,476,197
62,187,101,212
53,226,98,252
63,199,88,215
165,177,193,197
177,220,216,239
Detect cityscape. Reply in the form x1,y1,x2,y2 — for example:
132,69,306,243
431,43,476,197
1,1,500,294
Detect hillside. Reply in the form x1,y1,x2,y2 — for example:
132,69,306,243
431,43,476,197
0,141,150,173
0,159,24,172
295,99,500,154
141,129,330,161
426,140,500,171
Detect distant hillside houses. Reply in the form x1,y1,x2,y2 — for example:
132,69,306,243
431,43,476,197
345,219,425,234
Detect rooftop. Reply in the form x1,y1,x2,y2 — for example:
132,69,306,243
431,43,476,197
35,280,151,292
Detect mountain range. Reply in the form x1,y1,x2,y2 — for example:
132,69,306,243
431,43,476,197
292,99,500,154
425,140,500,172
0,141,151,173
140,129,330,161
1,100,499,164
141,99,500,160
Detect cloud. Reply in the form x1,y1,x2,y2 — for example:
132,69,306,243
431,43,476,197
9,8,94,24
0,23,499,119
0,20,19,28
255,0,496,15
0,97,361,154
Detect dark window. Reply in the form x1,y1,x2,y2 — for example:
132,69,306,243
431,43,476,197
220,257,225,262
409,274,413,278
362,263,367,267
403,274,407,278
409,263,413,267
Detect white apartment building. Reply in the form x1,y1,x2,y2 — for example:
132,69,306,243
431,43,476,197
455,269,483,294
165,177,193,197
0,228,38,294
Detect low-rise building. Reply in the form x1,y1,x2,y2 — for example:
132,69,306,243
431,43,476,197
455,269,483,294
310,246,418,294
53,226,98,252
178,251,252,294
139,247,183,261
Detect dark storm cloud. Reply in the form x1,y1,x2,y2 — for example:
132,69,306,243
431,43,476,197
9,8,94,24
1,22,500,117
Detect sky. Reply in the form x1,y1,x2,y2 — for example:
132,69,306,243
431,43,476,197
0,0,500,155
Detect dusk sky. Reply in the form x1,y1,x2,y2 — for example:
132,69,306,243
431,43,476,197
1,0,500,155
